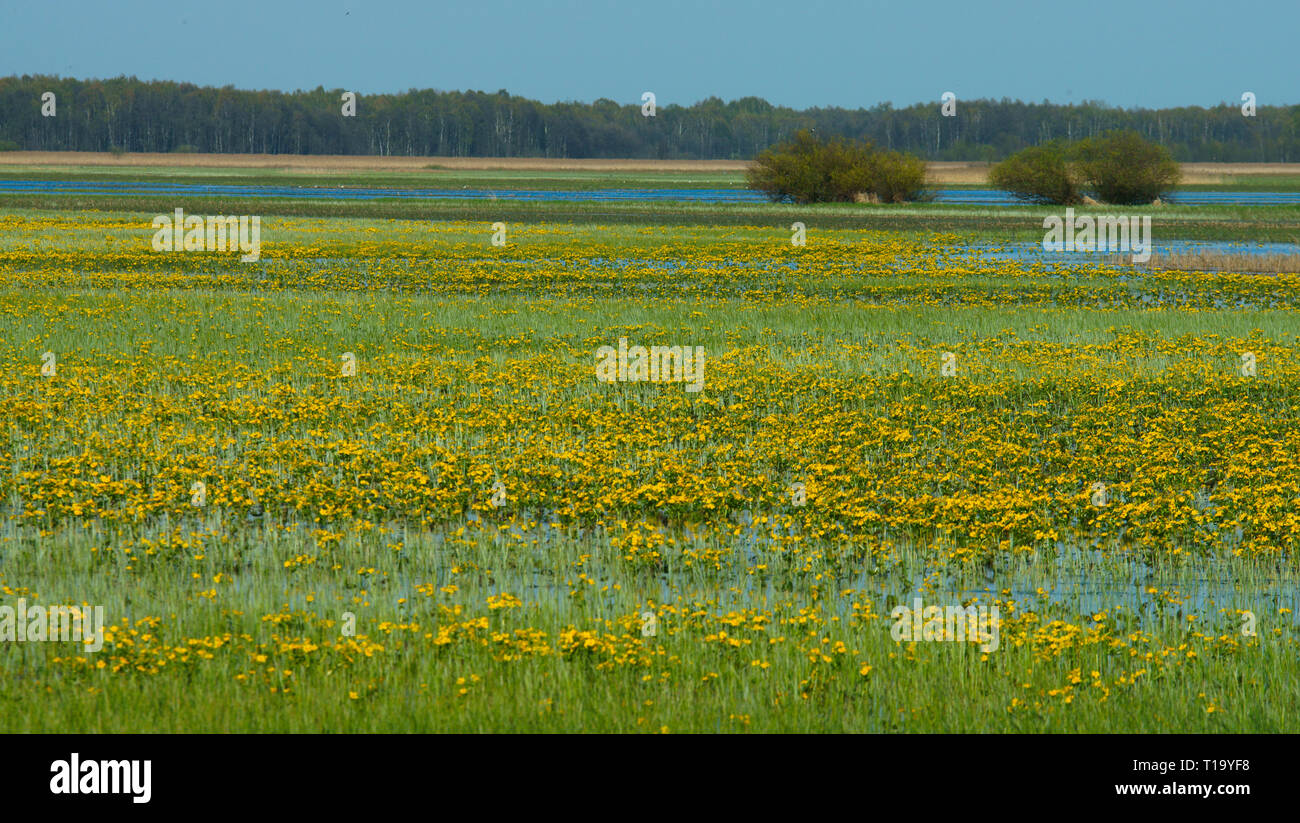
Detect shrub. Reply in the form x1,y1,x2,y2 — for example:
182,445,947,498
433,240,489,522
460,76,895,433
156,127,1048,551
868,150,927,203
990,132,1180,205
170,144,198,154
824,138,876,201
748,129,925,203
0,139,20,152
989,141,1079,204
749,130,844,203
1072,130,1181,205
108,145,126,157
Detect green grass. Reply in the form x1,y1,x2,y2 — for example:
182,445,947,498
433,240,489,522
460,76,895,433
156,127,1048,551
3,519,1290,732
0,165,749,191
1,196,1297,733
2,192,1300,241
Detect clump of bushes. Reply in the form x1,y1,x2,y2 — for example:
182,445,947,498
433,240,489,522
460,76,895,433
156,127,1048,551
748,129,926,203
990,130,1180,205
867,150,928,203
0,139,20,152
1071,131,1181,205
170,144,198,154
988,141,1079,204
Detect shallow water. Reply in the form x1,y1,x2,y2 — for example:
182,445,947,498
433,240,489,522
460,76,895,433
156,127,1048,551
4,178,1300,206
958,239,1300,268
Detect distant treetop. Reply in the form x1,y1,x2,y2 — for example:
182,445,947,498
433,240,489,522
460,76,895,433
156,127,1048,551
1,75,1296,161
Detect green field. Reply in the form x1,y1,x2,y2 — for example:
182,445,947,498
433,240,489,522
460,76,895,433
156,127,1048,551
0,163,747,191
2,191,1299,242
1,179,1298,732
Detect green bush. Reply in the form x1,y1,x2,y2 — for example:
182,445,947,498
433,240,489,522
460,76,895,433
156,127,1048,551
0,139,20,152
990,132,1180,205
989,141,1079,204
170,144,198,154
748,129,925,203
1072,130,1181,205
108,145,126,157
748,130,846,203
868,150,927,203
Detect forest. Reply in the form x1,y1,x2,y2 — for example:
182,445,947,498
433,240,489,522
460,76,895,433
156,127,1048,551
2,74,1298,161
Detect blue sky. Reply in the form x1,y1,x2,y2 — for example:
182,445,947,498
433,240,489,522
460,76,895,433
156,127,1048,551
0,0,1294,109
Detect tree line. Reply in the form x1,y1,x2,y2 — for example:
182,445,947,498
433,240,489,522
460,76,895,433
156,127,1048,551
2,75,1298,161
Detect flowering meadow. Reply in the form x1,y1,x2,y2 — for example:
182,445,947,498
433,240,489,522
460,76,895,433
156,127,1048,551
1,209,1296,731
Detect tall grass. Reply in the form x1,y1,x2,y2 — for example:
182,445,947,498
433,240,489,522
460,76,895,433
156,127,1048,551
0,210,1296,732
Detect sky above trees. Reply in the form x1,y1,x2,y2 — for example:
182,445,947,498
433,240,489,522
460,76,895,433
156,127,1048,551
0,0,1294,110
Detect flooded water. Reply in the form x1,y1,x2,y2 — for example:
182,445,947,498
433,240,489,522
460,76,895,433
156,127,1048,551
0,179,765,203
961,239,1300,268
933,189,1300,206
3,178,1300,206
